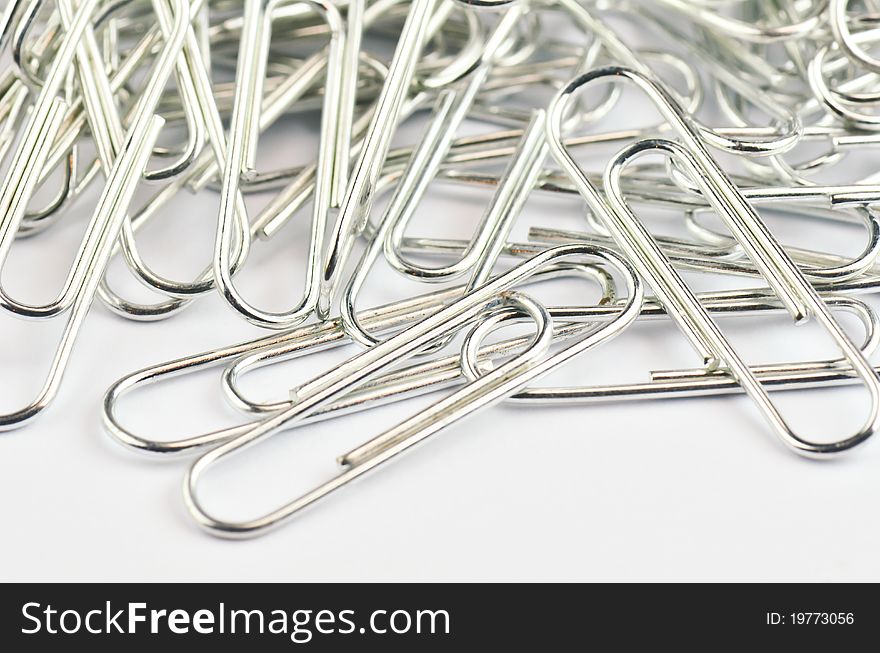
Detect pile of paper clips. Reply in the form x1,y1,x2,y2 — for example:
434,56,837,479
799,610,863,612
5,0,880,538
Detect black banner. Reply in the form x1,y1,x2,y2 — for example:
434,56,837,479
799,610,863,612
0,583,874,649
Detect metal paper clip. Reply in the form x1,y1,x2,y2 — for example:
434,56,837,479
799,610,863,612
181,243,642,537
0,0,189,428
213,0,347,329
547,65,880,457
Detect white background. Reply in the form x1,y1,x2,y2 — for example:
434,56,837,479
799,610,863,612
2,9,880,582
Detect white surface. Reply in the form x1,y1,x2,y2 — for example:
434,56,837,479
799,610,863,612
3,18,880,583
